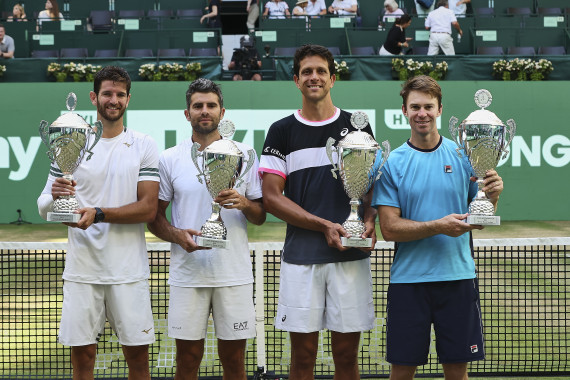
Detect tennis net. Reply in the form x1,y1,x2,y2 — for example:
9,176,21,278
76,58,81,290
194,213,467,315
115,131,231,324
1,238,569,379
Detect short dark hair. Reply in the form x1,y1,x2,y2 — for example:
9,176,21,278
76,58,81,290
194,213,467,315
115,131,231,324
186,78,224,109
293,44,335,78
0,23,5,30
400,75,442,109
395,13,411,25
93,66,131,96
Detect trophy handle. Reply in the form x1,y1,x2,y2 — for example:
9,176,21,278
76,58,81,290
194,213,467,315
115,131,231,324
235,149,256,189
502,119,517,159
375,140,391,181
85,120,103,161
191,142,205,184
39,120,50,147
325,137,338,179
449,116,463,157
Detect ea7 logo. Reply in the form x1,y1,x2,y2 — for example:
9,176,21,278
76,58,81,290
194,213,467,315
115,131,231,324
234,321,249,331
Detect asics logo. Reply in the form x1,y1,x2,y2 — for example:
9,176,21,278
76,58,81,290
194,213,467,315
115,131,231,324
340,128,349,137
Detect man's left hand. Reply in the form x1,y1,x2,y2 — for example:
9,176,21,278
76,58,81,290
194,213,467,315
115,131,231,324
215,189,249,211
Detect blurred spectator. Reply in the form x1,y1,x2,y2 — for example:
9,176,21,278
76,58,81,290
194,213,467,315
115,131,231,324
379,13,412,55
415,0,435,17
449,0,470,17
246,0,259,31
201,0,222,28
328,0,357,16
0,24,15,59
425,0,462,55
383,0,404,21
37,0,63,26
263,0,290,19
306,0,327,16
228,35,262,81
292,0,309,17
7,4,27,22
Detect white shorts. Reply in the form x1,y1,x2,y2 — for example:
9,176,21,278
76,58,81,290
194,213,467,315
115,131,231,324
168,284,256,341
275,259,375,333
59,280,155,346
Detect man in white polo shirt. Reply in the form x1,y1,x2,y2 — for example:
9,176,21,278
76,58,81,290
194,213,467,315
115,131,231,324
425,0,463,55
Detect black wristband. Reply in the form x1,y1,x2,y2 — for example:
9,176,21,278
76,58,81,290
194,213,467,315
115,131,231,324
93,207,105,224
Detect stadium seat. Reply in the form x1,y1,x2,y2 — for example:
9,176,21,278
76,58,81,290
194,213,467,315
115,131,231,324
537,46,566,55
273,47,297,56
118,10,145,19
147,9,173,19
411,46,429,55
506,7,532,16
327,47,341,56
60,48,89,58
158,48,187,57
89,10,114,32
537,7,563,15
94,49,119,57
189,48,218,57
474,7,494,17
476,46,505,55
177,9,203,18
125,48,154,57
31,50,60,58
351,46,375,55
507,46,535,56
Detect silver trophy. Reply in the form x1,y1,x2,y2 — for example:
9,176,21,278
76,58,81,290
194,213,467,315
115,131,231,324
326,111,390,247
449,89,516,225
39,93,103,223
191,120,256,249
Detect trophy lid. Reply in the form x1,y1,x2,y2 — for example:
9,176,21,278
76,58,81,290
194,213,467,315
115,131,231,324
205,138,244,157
463,89,504,126
50,93,91,130
337,111,379,149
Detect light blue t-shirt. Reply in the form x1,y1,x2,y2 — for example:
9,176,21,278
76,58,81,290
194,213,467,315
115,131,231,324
372,137,478,283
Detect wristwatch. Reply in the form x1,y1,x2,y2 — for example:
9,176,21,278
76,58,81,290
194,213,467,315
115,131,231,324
93,207,105,224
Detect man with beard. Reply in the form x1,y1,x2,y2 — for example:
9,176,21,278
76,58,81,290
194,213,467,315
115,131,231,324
147,78,265,380
37,66,160,379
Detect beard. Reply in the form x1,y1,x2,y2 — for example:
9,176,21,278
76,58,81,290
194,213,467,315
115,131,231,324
97,102,126,122
191,119,220,136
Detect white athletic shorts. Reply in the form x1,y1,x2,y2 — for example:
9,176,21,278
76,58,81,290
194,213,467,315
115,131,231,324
168,284,256,341
59,280,155,346
275,258,375,333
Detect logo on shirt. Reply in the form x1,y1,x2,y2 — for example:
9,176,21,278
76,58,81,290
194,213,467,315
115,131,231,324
264,146,285,160
282,315,287,323
142,327,153,334
233,321,249,331
340,128,349,137
444,165,452,173
470,344,478,353
124,142,132,148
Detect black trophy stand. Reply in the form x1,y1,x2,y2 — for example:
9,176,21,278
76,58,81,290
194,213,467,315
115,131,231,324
10,209,31,225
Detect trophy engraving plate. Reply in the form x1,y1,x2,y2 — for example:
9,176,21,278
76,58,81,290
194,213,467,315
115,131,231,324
341,237,373,248
467,215,500,226
195,236,229,249
47,211,81,223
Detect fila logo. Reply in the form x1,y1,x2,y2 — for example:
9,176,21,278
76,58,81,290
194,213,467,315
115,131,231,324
340,128,349,137
470,344,478,353
233,321,249,331
444,165,452,173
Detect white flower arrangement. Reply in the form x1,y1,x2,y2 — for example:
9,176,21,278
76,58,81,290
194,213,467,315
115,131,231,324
46,62,102,82
392,58,448,80
492,58,553,81
334,60,350,79
0,64,6,78
138,62,203,81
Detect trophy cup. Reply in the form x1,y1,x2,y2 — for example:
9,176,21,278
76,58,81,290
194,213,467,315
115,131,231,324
39,93,103,223
191,120,256,249
326,111,390,247
449,89,516,225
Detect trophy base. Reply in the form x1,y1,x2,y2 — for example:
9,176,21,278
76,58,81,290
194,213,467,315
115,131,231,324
47,212,81,223
195,236,229,249
341,237,373,248
467,214,500,226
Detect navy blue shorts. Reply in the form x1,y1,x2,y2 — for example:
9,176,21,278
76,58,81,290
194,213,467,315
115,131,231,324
386,279,485,366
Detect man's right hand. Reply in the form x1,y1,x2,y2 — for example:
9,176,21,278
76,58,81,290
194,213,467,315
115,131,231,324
176,228,211,253
322,221,350,251
439,213,483,237
51,177,76,200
